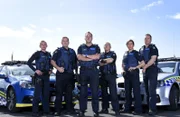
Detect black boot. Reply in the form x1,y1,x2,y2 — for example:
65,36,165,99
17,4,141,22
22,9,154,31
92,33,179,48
93,112,99,117
99,109,109,114
77,111,85,117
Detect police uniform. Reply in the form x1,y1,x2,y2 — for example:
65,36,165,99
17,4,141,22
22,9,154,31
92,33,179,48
122,50,142,113
27,51,52,115
139,44,159,112
78,44,100,114
52,47,77,114
99,51,119,113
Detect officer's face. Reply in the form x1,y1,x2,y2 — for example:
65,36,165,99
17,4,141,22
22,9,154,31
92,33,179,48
61,38,69,47
40,42,47,50
104,43,111,51
85,33,93,43
127,42,134,50
145,36,151,45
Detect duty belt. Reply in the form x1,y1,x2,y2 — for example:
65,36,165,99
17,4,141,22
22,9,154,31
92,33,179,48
103,71,116,75
80,66,97,70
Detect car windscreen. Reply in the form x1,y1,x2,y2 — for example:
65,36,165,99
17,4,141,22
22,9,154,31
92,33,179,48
8,65,35,76
158,62,176,73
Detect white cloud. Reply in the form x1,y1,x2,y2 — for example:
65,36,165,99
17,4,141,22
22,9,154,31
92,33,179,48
29,24,36,28
130,0,164,13
0,26,36,38
130,9,139,13
168,13,180,20
42,28,53,33
57,28,62,32
142,0,163,10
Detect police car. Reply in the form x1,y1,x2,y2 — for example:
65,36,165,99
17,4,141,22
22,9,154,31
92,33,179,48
116,57,180,110
0,61,78,112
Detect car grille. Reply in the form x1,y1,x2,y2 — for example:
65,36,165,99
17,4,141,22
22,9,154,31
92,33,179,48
50,82,55,88
118,83,125,88
117,95,144,101
118,82,142,88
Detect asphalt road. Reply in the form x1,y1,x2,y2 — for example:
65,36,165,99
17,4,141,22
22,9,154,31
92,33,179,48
1,102,180,117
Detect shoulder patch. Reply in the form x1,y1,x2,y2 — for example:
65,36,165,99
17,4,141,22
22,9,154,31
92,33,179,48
152,46,156,49
112,53,116,56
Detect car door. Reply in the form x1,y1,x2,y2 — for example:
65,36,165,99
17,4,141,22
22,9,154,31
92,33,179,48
0,66,9,95
179,63,180,76
0,66,9,106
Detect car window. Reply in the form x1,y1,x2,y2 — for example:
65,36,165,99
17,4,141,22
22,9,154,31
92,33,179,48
0,66,3,71
179,63,180,75
8,65,34,76
158,63,175,73
1,66,9,76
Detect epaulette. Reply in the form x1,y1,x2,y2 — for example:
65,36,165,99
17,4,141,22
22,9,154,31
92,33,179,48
111,51,115,53
80,43,86,47
93,44,98,47
149,44,156,48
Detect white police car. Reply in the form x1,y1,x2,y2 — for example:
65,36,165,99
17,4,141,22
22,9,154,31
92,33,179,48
116,57,180,110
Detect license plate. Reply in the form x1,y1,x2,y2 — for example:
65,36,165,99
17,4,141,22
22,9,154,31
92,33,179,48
50,96,64,102
120,90,125,98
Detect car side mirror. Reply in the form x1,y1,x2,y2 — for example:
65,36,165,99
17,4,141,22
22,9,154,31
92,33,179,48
0,72,8,79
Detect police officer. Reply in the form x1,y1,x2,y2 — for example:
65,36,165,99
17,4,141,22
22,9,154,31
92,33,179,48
27,40,52,116
122,40,145,115
77,32,101,117
139,34,159,116
51,37,77,116
99,42,120,116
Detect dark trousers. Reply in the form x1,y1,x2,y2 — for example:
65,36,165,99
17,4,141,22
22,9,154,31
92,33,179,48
79,69,99,113
100,74,119,112
143,66,158,111
124,70,142,112
55,73,74,113
32,75,50,113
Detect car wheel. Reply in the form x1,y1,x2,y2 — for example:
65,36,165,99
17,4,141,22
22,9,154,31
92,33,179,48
168,85,179,111
7,88,19,112
119,104,123,109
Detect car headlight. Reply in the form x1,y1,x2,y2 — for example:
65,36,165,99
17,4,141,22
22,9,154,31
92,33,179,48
19,81,34,89
157,80,165,87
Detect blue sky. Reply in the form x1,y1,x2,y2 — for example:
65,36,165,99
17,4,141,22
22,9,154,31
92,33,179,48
0,0,180,73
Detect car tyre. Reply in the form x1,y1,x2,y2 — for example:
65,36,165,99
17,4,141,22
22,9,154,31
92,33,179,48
7,88,19,112
168,85,179,111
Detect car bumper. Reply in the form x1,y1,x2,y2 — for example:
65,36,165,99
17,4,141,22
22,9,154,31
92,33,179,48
16,89,79,108
116,86,171,106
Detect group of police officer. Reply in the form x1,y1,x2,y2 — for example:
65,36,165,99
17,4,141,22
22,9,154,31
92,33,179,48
27,32,159,117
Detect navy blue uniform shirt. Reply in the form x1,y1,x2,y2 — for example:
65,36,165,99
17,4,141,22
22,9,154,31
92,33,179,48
139,44,159,66
77,44,100,67
27,51,53,72
52,47,77,74
100,51,117,74
122,50,142,71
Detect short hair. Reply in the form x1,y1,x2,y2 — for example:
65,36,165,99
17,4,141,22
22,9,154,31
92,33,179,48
146,34,152,40
126,39,134,46
62,37,69,42
105,42,111,48
39,40,47,46
85,31,93,38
